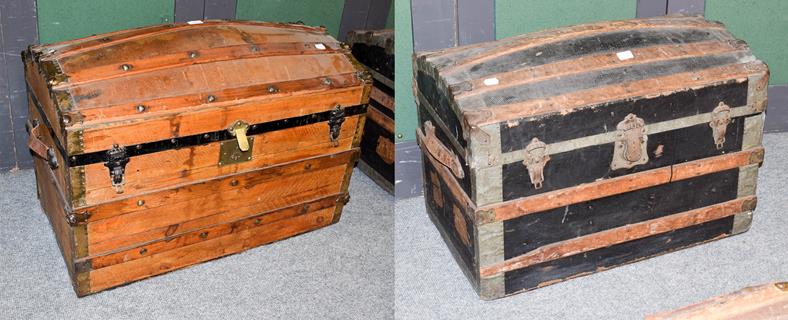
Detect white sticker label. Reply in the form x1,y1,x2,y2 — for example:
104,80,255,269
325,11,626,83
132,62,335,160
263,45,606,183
483,78,500,86
187,20,204,25
616,50,634,61
315,43,327,50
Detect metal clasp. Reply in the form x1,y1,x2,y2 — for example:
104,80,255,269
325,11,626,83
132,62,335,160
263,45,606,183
710,102,732,150
227,120,250,152
104,144,129,194
611,113,648,170
523,138,550,189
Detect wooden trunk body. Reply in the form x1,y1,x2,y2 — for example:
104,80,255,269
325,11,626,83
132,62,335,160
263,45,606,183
24,20,371,296
348,29,394,194
413,16,768,299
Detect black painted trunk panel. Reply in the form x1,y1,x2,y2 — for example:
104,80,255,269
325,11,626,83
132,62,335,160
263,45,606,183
502,117,745,201
359,114,394,185
422,153,477,283
503,169,739,260
504,217,735,294
500,81,748,151
465,28,725,81
351,43,394,80
417,71,468,148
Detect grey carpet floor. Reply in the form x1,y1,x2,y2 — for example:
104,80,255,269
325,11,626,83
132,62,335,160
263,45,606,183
395,132,788,320
0,168,394,320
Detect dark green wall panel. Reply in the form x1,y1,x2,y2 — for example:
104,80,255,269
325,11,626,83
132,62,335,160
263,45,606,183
37,0,175,44
495,0,636,39
236,0,345,38
395,0,415,141
386,0,394,28
706,0,788,85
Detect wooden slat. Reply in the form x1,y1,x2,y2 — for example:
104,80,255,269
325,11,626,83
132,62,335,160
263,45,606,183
61,42,347,86
464,62,767,127
88,206,335,293
367,106,393,133
370,86,394,111
435,16,725,75
39,21,326,59
646,282,788,320
63,53,358,109
80,115,360,206
70,86,364,155
86,194,341,269
480,196,755,277
86,161,347,249
456,41,742,100
484,147,764,222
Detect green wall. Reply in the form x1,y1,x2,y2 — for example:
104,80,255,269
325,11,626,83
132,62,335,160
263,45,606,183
706,0,788,85
37,0,174,44
236,0,346,38
386,1,395,28
496,0,636,39
394,0,415,141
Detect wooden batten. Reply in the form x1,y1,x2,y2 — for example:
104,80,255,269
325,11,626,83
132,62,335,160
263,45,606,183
480,196,756,278
646,282,788,320
482,147,764,223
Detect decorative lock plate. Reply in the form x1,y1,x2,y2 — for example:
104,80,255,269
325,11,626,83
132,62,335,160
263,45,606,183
523,138,550,189
611,113,648,170
105,144,130,194
220,120,254,166
710,102,732,150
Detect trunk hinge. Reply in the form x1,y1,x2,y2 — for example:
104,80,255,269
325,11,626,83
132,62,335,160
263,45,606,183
104,144,129,194
328,105,345,147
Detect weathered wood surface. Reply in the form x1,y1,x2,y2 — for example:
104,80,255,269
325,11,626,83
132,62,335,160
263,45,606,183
414,16,769,300
27,20,368,155
483,147,763,222
349,28,394,194
26,21,369,296
647,282,788,320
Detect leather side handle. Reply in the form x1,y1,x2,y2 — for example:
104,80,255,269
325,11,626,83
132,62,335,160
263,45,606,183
416,121,465,179
27,119,58,169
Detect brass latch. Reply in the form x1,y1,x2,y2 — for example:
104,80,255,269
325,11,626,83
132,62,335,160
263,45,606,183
710,102,732,150
611,113,648,170
523,138,550,189
227,120,250,151
219,120,254,166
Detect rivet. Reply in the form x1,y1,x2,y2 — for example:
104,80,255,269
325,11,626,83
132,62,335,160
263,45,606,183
171,138,177,144
254,218,262,225
137,199,145,206
305,163,312,170
207,94,216,103
199,232,209,239
120,64,132,71
139,248,147,255
230,179,239,186
203,134,210,139
188,51,199,59
136,144,142,150
396,133,403,139
322,78,332,85
136,105,146,113
267,86,278,93
62,115,71,125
